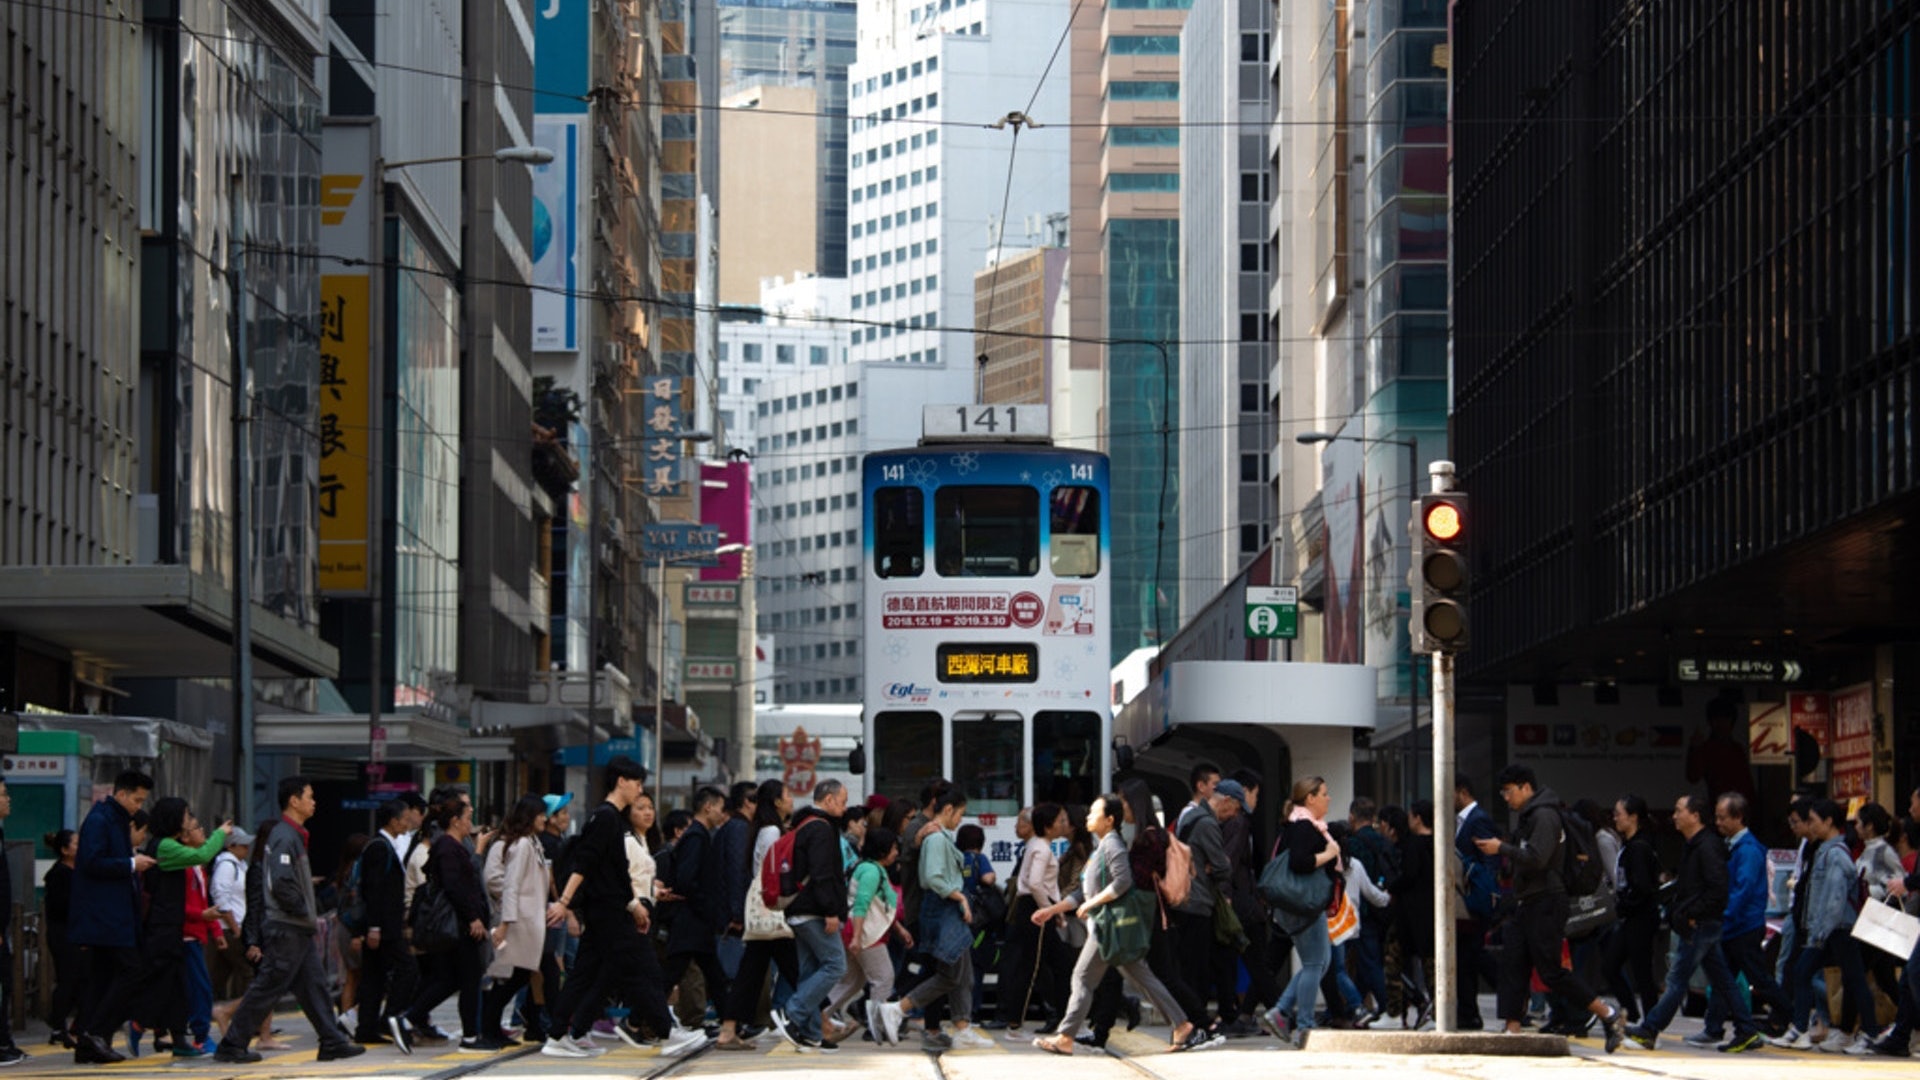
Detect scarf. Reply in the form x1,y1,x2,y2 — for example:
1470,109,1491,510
1290,804,1343,872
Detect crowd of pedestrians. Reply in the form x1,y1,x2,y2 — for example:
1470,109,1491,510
14,756,1920,1065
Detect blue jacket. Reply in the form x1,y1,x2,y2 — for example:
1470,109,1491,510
1456,802,1500,870
1803,836,1857,946
69,797,142,948
1723,829,1769,938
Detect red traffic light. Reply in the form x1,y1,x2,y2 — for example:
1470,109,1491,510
1424,500,1463,543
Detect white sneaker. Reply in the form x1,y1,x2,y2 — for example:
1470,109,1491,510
879,1002,905,1046
949,1027,996,1050
1843,1032,1876,1055
542,1036,593,1059
661,1028,709,1057
1818,1030,1856,1053
1769,1028,1812,1050
866,1001,891,1046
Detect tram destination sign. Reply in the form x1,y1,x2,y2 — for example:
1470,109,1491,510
1245,586,1299,640
936,643,1040,683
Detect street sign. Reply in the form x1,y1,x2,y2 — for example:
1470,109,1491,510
1245,585,1298,640
1675,657,1804,684
642,521,722,565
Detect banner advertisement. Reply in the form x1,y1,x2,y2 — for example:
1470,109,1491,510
1830,684,1874,798
317,121,376,595
531,117,579,351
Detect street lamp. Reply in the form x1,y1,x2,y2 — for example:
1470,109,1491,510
381,146,556,171
654,541,748,798
1295,429,1423,801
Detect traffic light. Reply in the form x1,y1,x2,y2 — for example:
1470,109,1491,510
1411,492,1469,653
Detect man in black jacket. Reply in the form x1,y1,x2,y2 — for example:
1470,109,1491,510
543,757,705,1059
779,779,850,1050
662,787,731,1026
354,799,419,1050
713,781,757,980
1623,795,1765,1052
1474,765,1625,1052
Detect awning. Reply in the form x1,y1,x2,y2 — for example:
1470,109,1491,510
254,712,465,761
0,565,338,679
19,713,215,757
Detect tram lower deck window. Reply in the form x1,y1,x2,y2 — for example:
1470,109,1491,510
935,486,1038,576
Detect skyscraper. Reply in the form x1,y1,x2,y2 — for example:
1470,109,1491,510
718,0,858,279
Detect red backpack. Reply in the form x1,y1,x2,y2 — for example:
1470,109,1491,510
759,818,831,910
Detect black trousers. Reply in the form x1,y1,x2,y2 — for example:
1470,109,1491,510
1238,912,1282,1012
80,945,144,1038
45,925,84,1035
1497,893,1597,1023
722,937,798,1024
355,934,420,1038
408,938,485,1037
1601,910,1661,1020
1456,917,1492,1026
1717,925,1791,1023
219,927,353,1054
1090,911,1205,1031
555,907,672,1039
481,968,534,1038
1175,909,1240,1022
996,897,1073,1024
663,950,731,1021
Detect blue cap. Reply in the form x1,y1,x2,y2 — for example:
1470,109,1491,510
1214,779,1249,812
542,793,574,816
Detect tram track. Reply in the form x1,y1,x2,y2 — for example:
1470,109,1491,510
411,1039,715,1080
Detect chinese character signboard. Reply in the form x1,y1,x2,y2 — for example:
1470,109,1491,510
685,582,740,608
640,377,689,498
317,121,377,595
684,657,738,682
1830,684,1874,799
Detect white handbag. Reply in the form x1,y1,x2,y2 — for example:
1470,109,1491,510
1850,896,1920,960
744,880,794,941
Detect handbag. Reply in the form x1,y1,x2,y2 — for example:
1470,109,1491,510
1090,862,1153,966
409,878,460,954
1850,895,1920,960
1563,889,1618,940
1326,883,1360,945
1213,891,1249,949
1257,844,1334,916
970,882,1009,933
743,874,794,941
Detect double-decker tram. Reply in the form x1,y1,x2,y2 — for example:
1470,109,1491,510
861,405,1110,870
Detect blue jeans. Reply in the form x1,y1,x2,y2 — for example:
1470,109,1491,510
1791,932,1879,1035
1642,920,1754,1037
1277,917,1331,1031
183,940,213,1042
787,919,848,1042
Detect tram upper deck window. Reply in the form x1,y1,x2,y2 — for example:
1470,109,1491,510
1049,486,1101,577
874,487,924,577
934,486,1039,576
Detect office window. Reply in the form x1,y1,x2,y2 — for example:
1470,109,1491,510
742,343,763,362
1241,243,1260,271
1109,80,1180,101
1240,454,1263,482
1241,313,1267,341
1109,173,1179,193
926,129,937,145
810,345,829,365
1240,382,1265,413
1109,34,1181,55
926,238,938,254
851,223,862,239
1111,126,1179,147
1241,523,1263,554
926,92,938,107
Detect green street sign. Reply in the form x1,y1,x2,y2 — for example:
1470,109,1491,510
1245,586,1298,640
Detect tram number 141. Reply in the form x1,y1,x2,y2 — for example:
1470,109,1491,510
954,406,1019,433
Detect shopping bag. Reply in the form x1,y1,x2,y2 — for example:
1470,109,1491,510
1850,896,1920,959
1327,886,1360,945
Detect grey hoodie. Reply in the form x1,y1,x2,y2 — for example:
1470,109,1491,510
262,818,319,934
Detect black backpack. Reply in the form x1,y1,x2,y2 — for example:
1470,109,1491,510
1558,807,1604,897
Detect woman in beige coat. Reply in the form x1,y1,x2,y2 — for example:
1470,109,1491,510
481,794,552,1044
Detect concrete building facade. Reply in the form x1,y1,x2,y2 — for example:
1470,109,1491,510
719,84,822,304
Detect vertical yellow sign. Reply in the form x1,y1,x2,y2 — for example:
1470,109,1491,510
318,273,371,593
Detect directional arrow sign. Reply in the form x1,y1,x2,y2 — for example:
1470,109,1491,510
1246,586,1298,640
1675,657,1806,685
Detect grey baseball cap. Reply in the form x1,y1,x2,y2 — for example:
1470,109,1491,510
225,826,255,848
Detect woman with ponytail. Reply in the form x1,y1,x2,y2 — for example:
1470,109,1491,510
1259,776,1341,1046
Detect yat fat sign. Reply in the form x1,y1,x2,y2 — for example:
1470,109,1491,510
1245,586,1298,640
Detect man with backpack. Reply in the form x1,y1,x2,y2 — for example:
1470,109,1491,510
1172,776,1235,1036
776,779,851,1051
1621,795,1765,1052
1471,764,1625,1052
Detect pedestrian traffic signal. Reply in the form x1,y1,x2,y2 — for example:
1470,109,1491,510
1411,492,1468,653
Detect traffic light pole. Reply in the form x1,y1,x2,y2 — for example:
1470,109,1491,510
1428,459,1458,1033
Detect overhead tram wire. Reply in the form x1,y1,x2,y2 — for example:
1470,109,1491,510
6,0,1878,133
